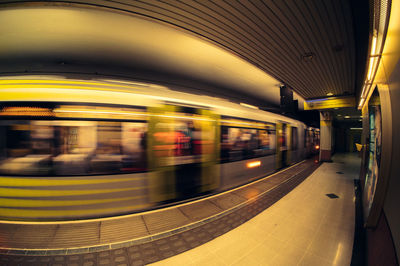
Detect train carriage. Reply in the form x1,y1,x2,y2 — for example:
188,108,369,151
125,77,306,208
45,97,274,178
0,78,314,221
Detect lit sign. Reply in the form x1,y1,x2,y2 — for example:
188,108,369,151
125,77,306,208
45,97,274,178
304,96,355,110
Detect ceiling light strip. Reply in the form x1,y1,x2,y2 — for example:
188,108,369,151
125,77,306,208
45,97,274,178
358,0,391,110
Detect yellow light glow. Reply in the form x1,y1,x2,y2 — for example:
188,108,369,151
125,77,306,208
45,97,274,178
0,107,54,116
54,109,146,116
54,107,216,122
367,57,376,81
152,114,214,121
221,119,268,129
359,34,380,108
358,97,365,108
247,161,261,168
371,35,378,56
99,79,151,87
240,103,259,109
326,92,333,96
333,243,343,265
361,84,366,98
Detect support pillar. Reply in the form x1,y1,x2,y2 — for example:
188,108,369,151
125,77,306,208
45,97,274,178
320,111,333,162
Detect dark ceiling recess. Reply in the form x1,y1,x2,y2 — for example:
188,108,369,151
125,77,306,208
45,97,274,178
349,0,371,101
0,0,369,100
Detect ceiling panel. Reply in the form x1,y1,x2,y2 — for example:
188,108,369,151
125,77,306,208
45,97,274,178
0,0,365,100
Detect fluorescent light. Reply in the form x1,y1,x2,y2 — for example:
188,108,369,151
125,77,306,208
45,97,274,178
344,115,350,118
240,103,258,109
367,35,378,81
358,97,365,108
360,85,366,98
360,35,379,108
327,92,333,96
371,35,377,56
367,57,376,81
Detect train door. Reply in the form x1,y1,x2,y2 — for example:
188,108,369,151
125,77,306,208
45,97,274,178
198,109,220,193
276,122,289,169
286,124,292,165
147,105,219,203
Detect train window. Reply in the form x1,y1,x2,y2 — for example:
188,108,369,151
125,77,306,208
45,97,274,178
150,111,216,167
152,119,200,164
0,120,147,176
304,129,307,148
279,124,287,150
291,127,298,150
91,121,147,174
306,128,313,153
221,125,276,163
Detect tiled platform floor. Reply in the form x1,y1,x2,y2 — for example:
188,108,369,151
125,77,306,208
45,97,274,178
0,159,319,265
153,153,360,265
0,160,314,253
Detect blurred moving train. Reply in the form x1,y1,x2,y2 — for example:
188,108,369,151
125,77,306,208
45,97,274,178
0,78,320,221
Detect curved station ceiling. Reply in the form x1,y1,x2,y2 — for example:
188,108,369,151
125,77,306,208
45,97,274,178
0,1,369,107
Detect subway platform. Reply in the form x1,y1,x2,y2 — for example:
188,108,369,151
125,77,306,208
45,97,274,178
0,154,360,265
154,153,360,265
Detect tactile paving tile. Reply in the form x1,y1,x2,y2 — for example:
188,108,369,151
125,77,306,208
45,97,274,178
253,179,278,191
209,192,246,210
178,200,222,221
11,224,58,249
1,160,319,266
0,223,23,247
143,208,189,235
51,222,101,248
267,173,291,184
100,215,149,243
233,186,263,200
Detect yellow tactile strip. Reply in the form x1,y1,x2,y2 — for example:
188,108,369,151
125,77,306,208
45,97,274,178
0,160,319,262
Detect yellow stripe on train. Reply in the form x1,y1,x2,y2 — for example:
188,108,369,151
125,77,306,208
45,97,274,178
0,186,146,197
0,195,144,207
0,176,143,187
0,204,153,218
